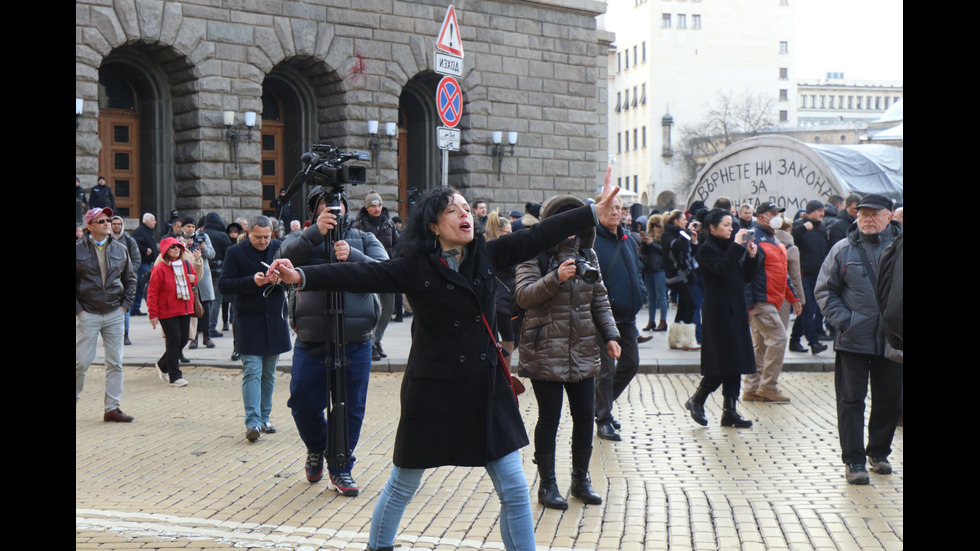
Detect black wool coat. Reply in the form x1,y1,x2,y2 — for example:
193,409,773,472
218,239,292,357
696,234,758,377
299,205,597,469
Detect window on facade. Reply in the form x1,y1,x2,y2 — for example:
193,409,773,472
779,89,788,101
616,92,622,113
617,133,622,153
624,90,629,110
634,175,638,191
780,110,788,122
641,83,646,105
632,86,638,107
633,129,638,148
625,50,629,69
617,53,621,73
692,14,701,29
779,41,788,54
634,45,638,64
642,42,647,62
678,14,686,28
780,67,788,79
642,126,647,148
625,131,630,152
662,14,671,28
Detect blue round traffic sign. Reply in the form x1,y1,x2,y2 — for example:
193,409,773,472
436,76,463,128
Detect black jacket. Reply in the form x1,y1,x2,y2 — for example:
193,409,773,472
219,239,291,356
697,234,757,376
297,205,597,469
791,218,829,277
131,222,158,264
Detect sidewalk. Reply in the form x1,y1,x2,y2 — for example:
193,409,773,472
78,309,900,550
110,306,835,374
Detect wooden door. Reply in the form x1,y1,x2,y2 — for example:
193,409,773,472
261,121,284,216
98,110,140,218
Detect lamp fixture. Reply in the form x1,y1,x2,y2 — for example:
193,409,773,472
368,120,398,175
491,131,518,181
224,110,257,169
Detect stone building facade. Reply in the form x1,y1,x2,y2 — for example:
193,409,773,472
76,0,612,224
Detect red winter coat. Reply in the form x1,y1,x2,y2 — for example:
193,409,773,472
147,237,198,320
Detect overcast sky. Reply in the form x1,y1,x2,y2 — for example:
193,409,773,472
794,0,903,81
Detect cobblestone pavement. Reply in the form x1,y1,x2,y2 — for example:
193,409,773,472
76,361,902,550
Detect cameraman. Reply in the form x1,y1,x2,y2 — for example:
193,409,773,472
276,186,388,497
178,217,216,349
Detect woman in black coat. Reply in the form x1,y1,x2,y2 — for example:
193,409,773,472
685,208,758,428
268,182,621,551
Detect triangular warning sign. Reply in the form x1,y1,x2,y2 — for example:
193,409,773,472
436,5,464,58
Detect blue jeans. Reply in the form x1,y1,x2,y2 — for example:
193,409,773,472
241,354,278,428
369,450,535,551
132,263,152,313
288,339,372,474
644,270,668,324
791,275,823,345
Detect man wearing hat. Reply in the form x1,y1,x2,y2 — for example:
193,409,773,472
815,193,902,485
76,207,137,422
790,200,831,355
353,190,399,361
743,202,802,403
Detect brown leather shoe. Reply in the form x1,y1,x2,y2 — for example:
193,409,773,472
103,408,134,422
741,389,760,401
637,334,654,343
756,388,791,403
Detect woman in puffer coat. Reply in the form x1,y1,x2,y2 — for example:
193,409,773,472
514,195,621,510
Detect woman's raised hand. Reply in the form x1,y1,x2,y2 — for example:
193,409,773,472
593,165,621,221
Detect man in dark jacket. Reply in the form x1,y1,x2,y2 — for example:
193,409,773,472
825,193,860,245
352,190,399,361
76,207,136,423
789,200,831,355
277,187,387,497
816,193,902,485
219,216,291,443
201,212,233,338
592,196,643,441
130,213,158,316
87,176,115,210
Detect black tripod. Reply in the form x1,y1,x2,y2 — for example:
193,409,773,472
319,187,352,471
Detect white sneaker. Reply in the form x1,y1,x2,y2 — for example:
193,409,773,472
171,378,188,387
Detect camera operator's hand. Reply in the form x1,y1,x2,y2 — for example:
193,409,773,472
334,240,351,262
555,258,576,283
316,209,339,236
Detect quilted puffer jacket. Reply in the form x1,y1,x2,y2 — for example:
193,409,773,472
514,195,619,383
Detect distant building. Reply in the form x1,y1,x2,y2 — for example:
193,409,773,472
602,0,796,212
797,74,903,127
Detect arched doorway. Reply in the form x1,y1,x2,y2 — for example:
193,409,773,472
97,49,177,222
262,59,342,223
398,74,441,219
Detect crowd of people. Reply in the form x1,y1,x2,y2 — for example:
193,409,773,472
78,170,902,550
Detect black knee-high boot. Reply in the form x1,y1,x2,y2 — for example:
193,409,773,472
534,452,568,510
569,448,602,505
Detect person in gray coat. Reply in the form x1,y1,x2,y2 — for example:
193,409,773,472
514,195,620,510
815,193,902,485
